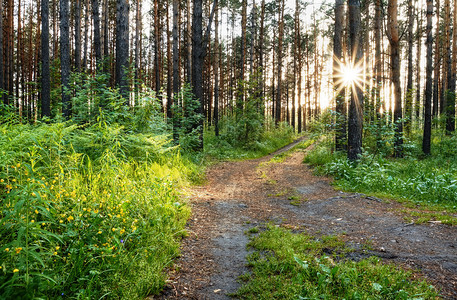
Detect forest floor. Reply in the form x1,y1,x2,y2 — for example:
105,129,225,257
155,139,457,300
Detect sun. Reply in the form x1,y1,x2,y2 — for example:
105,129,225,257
341,64,363,87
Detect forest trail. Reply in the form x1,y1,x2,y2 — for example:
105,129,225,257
157,140,457,300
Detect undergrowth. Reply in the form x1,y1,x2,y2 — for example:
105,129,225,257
0,120,196,299
235,225,437,299
304,132,457,215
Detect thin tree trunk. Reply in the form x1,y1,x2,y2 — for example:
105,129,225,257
42,0,51,117
75,0,81,71
415,3,422,121
83,0,89,69
167,0,173,118
295,0,302,133
60,0,71,118
449,0,457,127
172,0,179,140
423,0,433,154
387,0,403,157
405,0,414,134
276,0,284,124
0,2,3,97
214,1,220,136
334,0,346,151
192,0,203,149
432,0,440,116
154,0,161,92
116,0,129,100
444,0,454,133
93,0,101,70
347,0,363,160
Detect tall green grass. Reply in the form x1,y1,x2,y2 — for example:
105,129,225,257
0,121,196,299
304,133,457,212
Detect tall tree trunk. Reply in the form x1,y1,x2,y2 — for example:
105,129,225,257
60,0,71,118
237,0,247,115
450,0,457,127
186,0,192,83
192,0,203,149
92,0,101,70
423,0,433,154
405,0,414,134
387,0,403,157
172,0,180,141
294,0,302,133
214,1,220,136
75,0,81,72
334,0,346,151
347,0,363,160
275,0,284,124
116,0,129,100
0,2,3,98
444,0,454,133
166,0,173,118
42,0,51,117
374,0,382,121
432,0,440,117
102,0,109,59
83,0,89,69
415,3,422,121
135,0,141,97
154,0,161,92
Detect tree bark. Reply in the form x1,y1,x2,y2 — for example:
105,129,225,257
334,0,346,151
0,2,3,98
116,0,129,100
275,0,285,124
387,0,403,157
192,0,203,149
405,0,414,134
75,0,81,72
444,0,454,133
42,0,51,117
347,0,363,160
423,0,433,155
214,1,220,136
432,0,440,116
415,3,422,120
450,0,457,127
92,0,102,71
60,0,71,118
172,0,180,140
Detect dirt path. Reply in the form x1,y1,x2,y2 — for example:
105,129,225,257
157,140,457,299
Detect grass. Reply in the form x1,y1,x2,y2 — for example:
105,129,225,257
204,121,297,161
234,225,438,299
304,134,457,215
0,121,195,299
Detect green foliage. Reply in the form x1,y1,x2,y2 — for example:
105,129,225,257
304,132,457,211
205,119,295,160
172,84,204,152
0,120,197,299
235,225,437,299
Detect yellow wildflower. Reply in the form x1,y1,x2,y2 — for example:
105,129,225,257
67,216,74,222
53,252,57,255
35,210,39,214
112,228,116,232
59,220,64,224
30,220,35,223
119,229,125,235
13,269,19,273
16,163,20,168
31,192,36,197
15,247,22,254
97,231,102,234
5,248,10,252
55,246,60,250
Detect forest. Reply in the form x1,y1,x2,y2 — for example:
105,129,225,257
0,0,456,298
